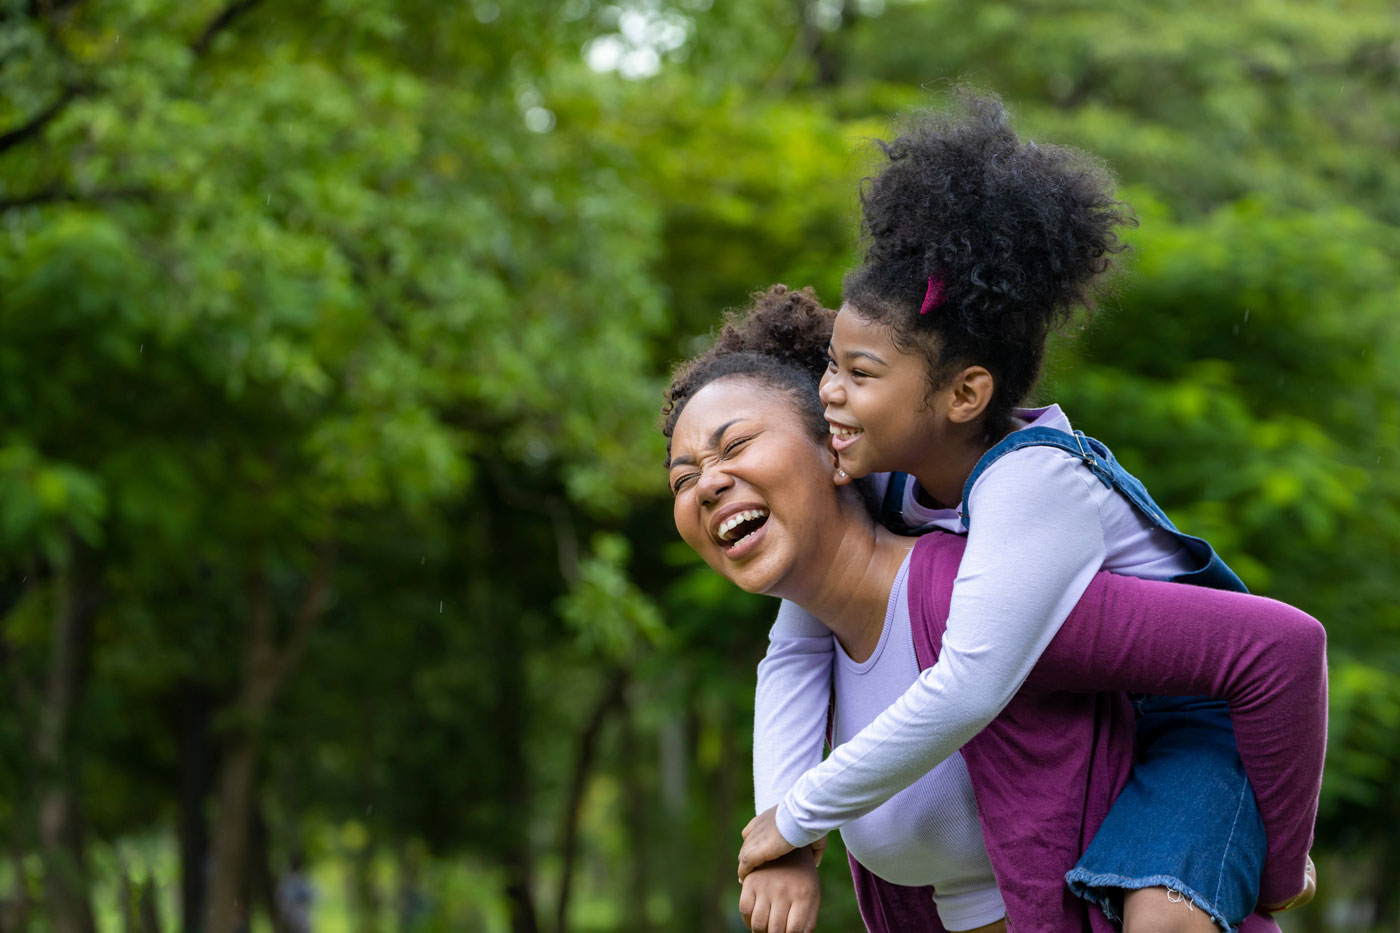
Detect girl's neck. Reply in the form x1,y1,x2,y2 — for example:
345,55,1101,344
783,513,912,663
912,413,1026,509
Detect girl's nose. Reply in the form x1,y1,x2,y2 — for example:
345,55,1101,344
819,370,843,406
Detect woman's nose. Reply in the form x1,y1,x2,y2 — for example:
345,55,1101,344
696,466,732,506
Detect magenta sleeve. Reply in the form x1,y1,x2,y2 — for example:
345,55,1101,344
1027,572,1327,907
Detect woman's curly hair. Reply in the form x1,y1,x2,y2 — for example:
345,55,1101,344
661,284,833,465
844,90,1135,437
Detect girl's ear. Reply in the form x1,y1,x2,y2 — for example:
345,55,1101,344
946,365,994,424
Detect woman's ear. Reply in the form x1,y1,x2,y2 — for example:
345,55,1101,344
946,365,994,424
831,450,854,486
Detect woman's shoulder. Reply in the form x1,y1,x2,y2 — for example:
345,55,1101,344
906,533,967,614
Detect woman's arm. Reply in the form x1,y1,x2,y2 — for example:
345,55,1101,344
1028,573,1327,908
753,600,834,812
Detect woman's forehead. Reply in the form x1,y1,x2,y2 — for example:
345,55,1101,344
672,378,792,447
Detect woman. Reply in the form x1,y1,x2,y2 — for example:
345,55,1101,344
661,287,1325,933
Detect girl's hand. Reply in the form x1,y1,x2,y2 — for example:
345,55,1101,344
738,848,820,933
738,806,798,880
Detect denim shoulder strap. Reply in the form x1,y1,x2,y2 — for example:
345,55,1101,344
878,472,917,534
960,427,1114,526
960,427,1247,593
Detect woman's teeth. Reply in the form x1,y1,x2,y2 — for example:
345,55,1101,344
829,424,861,439
718,508,769,542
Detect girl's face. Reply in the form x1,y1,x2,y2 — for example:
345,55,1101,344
669,377,841,596
819,305,950,480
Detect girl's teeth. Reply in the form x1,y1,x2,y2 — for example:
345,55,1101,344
829,425,861,438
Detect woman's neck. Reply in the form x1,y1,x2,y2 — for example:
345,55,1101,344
780,512,913,664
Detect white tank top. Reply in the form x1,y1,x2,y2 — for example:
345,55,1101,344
832,555,1007,932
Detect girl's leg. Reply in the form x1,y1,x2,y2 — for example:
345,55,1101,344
1065,697,1267,933
1123,887,1221,933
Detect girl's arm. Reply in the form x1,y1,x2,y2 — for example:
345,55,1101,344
772,449,1106,848
1028,573,1326,908
753,600,834,812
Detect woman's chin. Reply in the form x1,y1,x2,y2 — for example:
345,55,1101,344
715,526,796,595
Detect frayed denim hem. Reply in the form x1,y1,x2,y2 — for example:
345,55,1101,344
1065,868,1234,933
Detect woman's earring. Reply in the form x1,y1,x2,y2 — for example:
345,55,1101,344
837,469,847,479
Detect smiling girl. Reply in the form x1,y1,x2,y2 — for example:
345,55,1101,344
739,94,1317,933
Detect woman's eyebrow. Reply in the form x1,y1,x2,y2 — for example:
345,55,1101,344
669,418,744,468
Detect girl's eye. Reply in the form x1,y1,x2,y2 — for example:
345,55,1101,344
671,473,698,495
825,356,838,372
851,369,871,379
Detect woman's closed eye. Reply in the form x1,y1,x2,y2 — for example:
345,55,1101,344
722,434,755,457
669,434,755,494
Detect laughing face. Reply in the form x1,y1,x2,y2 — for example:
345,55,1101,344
668,376,841,597
819,304,950,481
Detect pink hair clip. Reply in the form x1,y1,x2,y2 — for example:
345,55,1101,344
919,276,946,315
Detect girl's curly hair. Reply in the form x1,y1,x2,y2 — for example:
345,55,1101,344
843,91,1135,437
661,284,833,464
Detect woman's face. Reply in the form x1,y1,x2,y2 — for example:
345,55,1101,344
668,376,840,596
819,304,949,479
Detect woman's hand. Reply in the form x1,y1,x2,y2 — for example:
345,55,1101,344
738,806,798,880
738,848,820,933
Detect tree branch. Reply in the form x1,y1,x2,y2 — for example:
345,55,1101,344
191,0,264,57
0,186,153,211
270,538,337,692
0,84,85,157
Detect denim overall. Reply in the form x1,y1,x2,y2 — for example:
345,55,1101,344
879,427,1266,933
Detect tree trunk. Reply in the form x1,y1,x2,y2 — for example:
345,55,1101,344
619,700,653,933
349,837,380,933
469,513,538,933
34,540,99,933
555,671,627,933
249,806,286,933
3,840,32,933
137,874,163,933
207,740,258,933
700,706,736,933
179,679,213,933
207,545,334,933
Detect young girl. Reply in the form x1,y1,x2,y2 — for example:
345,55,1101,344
738,95,1317,932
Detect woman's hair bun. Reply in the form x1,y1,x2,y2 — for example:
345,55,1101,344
661,285,834,449
709,284,834,384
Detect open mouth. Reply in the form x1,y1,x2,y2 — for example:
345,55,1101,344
717,508,770,551
828,420,863,452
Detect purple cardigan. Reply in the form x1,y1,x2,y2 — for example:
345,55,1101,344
847,533,1327,933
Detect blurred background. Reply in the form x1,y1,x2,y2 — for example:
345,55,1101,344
1,1,1397,931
